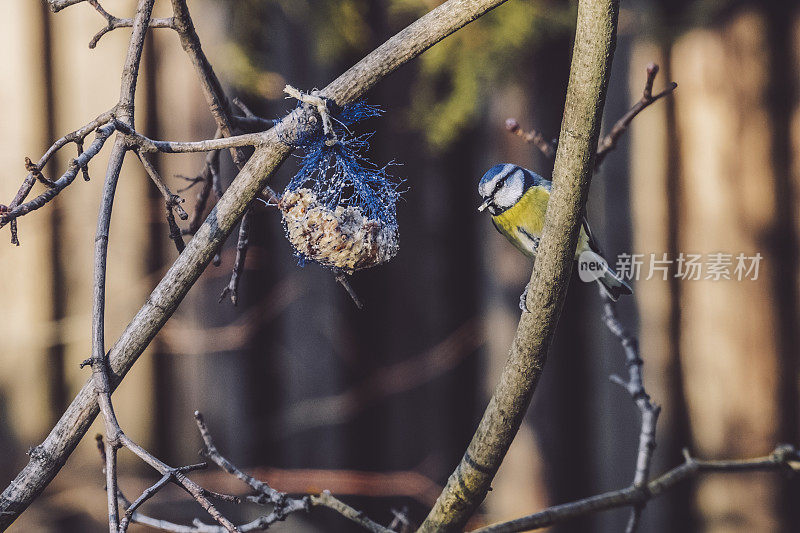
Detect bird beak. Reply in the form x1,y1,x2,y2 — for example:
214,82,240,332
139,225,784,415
478,197,492,212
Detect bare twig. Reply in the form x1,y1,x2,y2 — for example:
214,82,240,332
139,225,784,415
471,445,800,532
137,151,188,219
47,0,88,13
419,2,619,529
25,157,56,188
1,0,518,527
95,435,237,533
89,1,155,527
192,412,392,533
181,132,221,235
118,472,172,532
88,3,154,531
334,269,365,310
507,64,676,171
231,97,256,118
119,124,267,153
121,434,238,532
594,63,677,169
137,151,188,252
602,292,661,532
165,204,187,253
218,209,251,305
170,0,264,304
232,115,279,132
87,0,174,49
1,116,115,230
76,140,91,181
504,61,676,533
505,118,556,158
388,507,411,532
85,3,238,532
311,491,392,533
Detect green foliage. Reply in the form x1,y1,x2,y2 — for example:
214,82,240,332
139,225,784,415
394,0,575,149
223,0,575,149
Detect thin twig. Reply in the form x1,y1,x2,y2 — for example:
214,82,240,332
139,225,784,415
507,63,676,171
86,3,238,532
471,445,800,532
137,151,188,219
218,209,251,305
118,123,266,153
118,433,238,532
25,157,56,188
87,0,174,49
137,151,188,253
76,140,91,181
118,473,172,532
311,491,393,533
192,412,393,532
0,1,519,527
602,292,661,532
231,97,256,118
89,2,154,531
1,119,115,229
47,0,88,13
170,0,260,303
505,118,556,158
594,63,677,169
183,132,221,234
194,412,279,499
334,269,365,310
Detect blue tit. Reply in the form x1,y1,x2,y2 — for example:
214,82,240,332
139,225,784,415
478,163,632,302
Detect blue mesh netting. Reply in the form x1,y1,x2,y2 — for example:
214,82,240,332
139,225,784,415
284,100,402,228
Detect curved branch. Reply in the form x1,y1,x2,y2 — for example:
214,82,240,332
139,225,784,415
0,0,512,527
418,1,619,530
0,122,116,226
124,129,267,153
594,63,677,169
0,110,114,241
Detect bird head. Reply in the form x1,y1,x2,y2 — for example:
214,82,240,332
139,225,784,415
478,164,544,215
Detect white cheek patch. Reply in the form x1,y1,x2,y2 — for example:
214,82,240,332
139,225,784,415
494,170,524,208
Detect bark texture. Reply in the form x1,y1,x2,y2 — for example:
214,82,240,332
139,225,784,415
418,0,620,530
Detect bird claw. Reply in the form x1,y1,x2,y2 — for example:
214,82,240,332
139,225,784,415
519,285,531,313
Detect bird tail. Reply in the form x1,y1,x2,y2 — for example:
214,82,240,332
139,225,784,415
580,249,633,301
579,218,633,301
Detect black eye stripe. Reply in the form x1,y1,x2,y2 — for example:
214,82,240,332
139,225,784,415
492,177,505,195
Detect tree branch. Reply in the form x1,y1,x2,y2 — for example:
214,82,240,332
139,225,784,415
418,1,619,530
504,118,556,159
470,445,800,532
0,120,115,230
594,63,677,169
119,124,267,153
47,0,88,13
602,292,661,532
506,63,676,170
0,0,514,527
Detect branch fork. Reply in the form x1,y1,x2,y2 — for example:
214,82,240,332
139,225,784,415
284,84,338,145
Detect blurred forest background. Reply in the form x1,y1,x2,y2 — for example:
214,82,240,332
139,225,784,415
1,0,799,531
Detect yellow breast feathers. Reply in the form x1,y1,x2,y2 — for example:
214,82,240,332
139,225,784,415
491,185,549,257
491,185,590,258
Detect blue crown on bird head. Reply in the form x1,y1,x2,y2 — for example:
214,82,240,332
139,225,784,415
477,164,550,216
